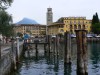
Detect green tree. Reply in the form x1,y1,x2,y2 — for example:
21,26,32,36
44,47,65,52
92,12,100,34
0,0,13,10
95,12,99,23
92,23,100,34
92,12,99,24
0,0,14,37
92,15,96,24
0,10,14,37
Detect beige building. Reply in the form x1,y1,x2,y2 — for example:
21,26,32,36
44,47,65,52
47,23,64,35
14,24,46,37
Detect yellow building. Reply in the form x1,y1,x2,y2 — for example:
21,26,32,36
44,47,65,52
57,17,92,34
48,17,92,35
14,24,46,37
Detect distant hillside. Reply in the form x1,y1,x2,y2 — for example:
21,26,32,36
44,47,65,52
16,18,39,24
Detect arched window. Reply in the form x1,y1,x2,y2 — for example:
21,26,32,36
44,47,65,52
70,25,72,29
78,25,81,29
83,25,85,29
74,25,77,30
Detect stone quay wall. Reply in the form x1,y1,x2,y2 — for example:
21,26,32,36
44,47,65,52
0,42,23,75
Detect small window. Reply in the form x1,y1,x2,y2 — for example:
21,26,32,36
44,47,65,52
60,29,64,32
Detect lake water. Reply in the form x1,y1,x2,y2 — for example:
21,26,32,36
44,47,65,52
11,42,100,75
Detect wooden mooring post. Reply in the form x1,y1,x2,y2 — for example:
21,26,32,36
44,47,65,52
56,35,59,56
54,36,56,55
48,35,51,53
44,43,46,53
64,31,71,64
16,37,20,62
11,38,17,70
35,43,38,53
0,39,1,59
64,63,71,75
75,30,88,75
44,35,49,53
54,35,59,61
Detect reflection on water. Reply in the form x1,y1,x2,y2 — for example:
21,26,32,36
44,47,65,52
11,42,100,75
64,64,71,75
88,42,100,75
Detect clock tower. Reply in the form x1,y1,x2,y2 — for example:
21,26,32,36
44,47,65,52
47,8,53,25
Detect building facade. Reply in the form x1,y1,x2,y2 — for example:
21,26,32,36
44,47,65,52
14,24,46,37
57,17,92,34
14,17,92,36
48,17,92,35
47,23,64,35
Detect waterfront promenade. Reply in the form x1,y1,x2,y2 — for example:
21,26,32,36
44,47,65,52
1,42,11,57
1,41,24,56
0,40,24,75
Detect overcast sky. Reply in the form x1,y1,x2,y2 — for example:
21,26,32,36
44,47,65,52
7,0,100,24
